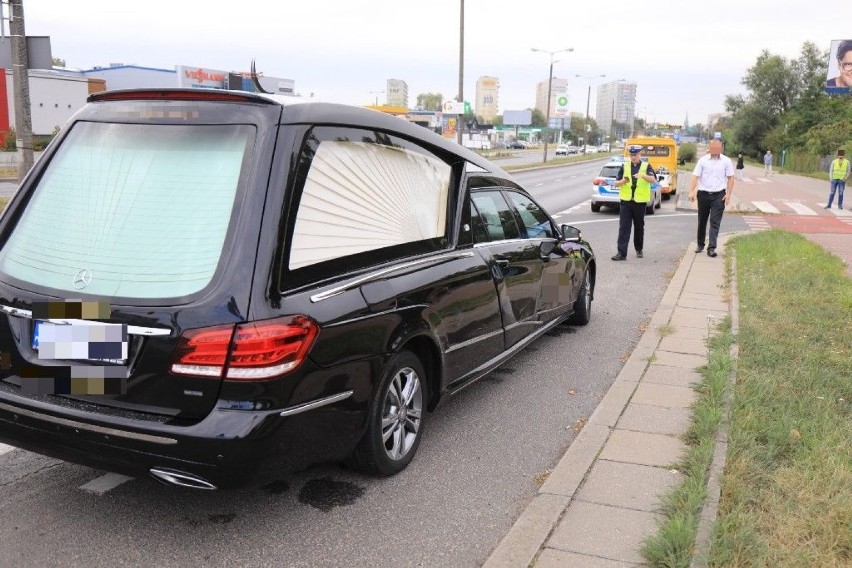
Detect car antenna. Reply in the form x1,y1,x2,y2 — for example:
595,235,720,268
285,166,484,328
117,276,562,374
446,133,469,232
250,59,273,94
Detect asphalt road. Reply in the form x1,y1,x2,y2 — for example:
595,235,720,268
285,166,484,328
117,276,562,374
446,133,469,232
0,161,748,567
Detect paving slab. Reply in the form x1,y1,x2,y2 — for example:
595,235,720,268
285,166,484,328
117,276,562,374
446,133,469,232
643,364,702,387
674,297,729,312
599,430,685,467
535,548,643,567
658,336,708,356
616,403,692,437
660,325,710,341
575,460,682,511
615,357,648,383
631,383,698,409
652,350,706,370
669,307,727,330
547,501,660,564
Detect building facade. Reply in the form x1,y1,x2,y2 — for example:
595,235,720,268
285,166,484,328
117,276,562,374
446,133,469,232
386,79,408,108
595,81,637,138
475,76,499,122
535,77,568,119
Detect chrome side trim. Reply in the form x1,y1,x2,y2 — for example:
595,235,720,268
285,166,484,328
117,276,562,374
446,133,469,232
504,320,545,331
0,402,178,445
444,328,504,354
279,390,354,417
309,252,476,303
0,305,171,337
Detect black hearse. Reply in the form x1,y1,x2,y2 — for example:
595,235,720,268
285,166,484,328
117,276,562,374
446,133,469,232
0,89,595,489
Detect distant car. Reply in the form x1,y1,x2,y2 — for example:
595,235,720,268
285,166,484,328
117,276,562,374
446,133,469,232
591,162,662,214
506,140,525,149
584,146,599,154
555,144,572,156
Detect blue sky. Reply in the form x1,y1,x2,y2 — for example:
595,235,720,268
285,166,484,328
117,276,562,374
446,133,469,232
21,0,847,126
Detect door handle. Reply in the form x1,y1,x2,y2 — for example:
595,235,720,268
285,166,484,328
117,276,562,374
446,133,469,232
494,259,510,268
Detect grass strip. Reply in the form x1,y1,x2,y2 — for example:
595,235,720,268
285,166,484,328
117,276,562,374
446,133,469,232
708,230,852,566
641,317,734,568
0,196,8,212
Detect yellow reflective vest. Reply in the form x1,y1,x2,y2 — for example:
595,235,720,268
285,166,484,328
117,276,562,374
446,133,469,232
620,161,652,203
830,158,849,180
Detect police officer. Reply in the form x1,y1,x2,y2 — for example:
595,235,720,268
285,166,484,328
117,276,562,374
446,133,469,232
611,145,655,260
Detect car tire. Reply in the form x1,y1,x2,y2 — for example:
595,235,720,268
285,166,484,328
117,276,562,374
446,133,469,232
655,197,662,209
347,350,426,476
591,203,601,212
662,193,671,201
568,268,592,326
646,202,655,214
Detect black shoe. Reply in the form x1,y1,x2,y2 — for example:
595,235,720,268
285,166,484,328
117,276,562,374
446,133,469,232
636,251,644,258
611,253,627,261
695,246,705,253
707,249,717,258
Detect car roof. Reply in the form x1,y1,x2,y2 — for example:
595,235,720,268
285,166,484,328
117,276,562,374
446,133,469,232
88,88,509,179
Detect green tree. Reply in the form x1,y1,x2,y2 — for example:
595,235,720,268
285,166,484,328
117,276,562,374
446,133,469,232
491,115,503,126
742,50,799,116
51,56,66,67
415,93,443,112
530,108,546,127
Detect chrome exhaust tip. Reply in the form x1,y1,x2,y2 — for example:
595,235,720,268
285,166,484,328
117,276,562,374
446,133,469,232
149,468,217,490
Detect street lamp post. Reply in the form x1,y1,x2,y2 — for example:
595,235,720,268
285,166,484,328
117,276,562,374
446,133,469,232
532,47,573,163
369,90,385,106
575,74,605,155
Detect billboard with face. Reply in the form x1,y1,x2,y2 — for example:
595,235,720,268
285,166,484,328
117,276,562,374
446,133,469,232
826,39,852,94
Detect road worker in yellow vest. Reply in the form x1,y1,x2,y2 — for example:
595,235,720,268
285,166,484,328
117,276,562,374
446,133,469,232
825,149,850,210
611,145,656,260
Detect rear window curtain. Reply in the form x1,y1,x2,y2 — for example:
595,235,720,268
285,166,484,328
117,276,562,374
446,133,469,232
0,122,252,298
288,137,451,270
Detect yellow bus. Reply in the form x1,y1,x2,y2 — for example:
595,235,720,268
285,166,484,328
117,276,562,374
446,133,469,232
623,137,679,200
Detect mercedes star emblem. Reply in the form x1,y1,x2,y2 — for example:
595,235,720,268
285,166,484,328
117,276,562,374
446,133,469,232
73,268,93,289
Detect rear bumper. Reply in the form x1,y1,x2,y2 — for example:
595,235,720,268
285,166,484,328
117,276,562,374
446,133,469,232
0,388,366,489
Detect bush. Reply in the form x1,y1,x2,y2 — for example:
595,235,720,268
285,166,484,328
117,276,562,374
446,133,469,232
2,128,15,152
679,142,697,163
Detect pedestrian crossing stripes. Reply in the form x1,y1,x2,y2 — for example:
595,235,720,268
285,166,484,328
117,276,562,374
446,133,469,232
785,202,818,216
743,216,771,232
753,201,780,214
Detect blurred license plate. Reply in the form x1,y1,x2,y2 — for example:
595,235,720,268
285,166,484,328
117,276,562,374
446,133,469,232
32,320,128,364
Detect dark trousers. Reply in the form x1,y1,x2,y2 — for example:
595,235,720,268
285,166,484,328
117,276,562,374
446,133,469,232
697,190,725,250
617,200,645,256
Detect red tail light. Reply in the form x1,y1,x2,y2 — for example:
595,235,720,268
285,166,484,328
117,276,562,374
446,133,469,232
170,316,319,380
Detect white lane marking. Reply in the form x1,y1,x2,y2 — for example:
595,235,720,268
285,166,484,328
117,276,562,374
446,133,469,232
831,208,852,217
756,177,772,183
79,472,134,495
570,175,577,179
554,178,562,182
743,215,771,231
0,443,16,456
784,202,817,216
533,183,543,187
753,201,780,214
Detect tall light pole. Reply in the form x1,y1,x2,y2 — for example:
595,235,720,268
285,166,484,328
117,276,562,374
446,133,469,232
532,47,573,163
369,90,385,106
457,0,464,145
575,74,605,155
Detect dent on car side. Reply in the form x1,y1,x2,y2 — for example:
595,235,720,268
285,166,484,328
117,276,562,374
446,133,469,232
0,89,595,489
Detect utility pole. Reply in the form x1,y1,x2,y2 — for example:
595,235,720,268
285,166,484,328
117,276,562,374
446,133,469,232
456,0,464,146
9,0,33,179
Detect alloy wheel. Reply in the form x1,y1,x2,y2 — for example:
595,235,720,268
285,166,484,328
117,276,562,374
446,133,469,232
381,366,423,461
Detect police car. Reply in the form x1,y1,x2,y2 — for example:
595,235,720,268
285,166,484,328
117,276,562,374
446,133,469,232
590,158,662,213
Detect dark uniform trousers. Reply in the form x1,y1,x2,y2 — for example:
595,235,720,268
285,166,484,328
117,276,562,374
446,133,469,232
696,190,725,250
616,200,645,256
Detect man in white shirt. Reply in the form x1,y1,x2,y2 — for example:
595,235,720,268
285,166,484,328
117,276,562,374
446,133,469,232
689,140,735,257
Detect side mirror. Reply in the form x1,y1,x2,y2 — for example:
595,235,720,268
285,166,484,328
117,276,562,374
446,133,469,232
561,224,582,242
